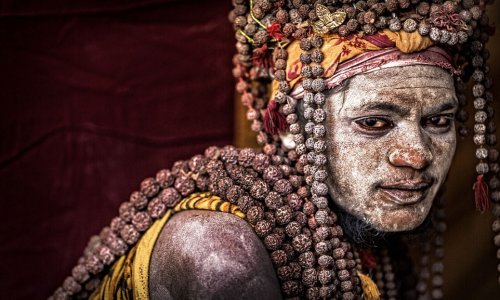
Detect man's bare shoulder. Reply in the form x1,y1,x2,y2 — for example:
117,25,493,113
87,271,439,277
149,209,282,300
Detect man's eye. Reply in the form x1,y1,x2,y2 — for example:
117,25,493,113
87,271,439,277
422,114,454,130
355,117,393,131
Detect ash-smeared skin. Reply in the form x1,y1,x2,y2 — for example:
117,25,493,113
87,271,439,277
325,65,458,232
149,210,282,300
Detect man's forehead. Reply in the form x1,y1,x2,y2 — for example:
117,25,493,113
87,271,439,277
339,84,458,114
350,67,455,90
361,88,453,103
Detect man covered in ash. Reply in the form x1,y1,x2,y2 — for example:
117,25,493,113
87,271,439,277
52,1,499,299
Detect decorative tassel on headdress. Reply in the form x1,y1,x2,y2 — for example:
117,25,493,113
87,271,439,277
473,174,490,213
252,45,273,70
358,249,377,269
263,100,287,135
357,271,381,300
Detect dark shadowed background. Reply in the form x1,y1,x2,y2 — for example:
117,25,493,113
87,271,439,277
0,0,499,299
0,1,234,298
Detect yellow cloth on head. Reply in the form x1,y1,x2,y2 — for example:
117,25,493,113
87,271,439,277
387,30,434,53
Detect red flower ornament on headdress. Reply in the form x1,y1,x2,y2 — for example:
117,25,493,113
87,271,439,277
267,21,284,40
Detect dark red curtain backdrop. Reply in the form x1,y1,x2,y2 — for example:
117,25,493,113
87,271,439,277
0,1,234,299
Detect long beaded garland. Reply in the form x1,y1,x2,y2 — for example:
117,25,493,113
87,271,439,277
51,146,363,299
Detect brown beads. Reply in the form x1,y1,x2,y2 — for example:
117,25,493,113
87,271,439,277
247,205,265,224
129,191,148,210
140,177,160,198
255,219,274,237
158,188,181,207
293,234,312,253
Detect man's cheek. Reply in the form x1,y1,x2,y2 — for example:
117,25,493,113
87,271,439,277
430,136,457,178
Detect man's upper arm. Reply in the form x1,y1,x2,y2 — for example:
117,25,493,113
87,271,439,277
149,209,282,300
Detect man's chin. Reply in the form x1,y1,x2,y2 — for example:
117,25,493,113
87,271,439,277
367,209,429,232
336,206,433,247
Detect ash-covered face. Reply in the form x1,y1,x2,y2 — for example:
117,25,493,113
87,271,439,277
325,65,458,232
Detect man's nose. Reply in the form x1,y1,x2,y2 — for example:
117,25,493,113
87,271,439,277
388,142,433,170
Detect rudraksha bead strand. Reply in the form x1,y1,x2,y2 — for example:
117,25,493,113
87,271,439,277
470,23,491,213
430,194,446,299
416,237,432,299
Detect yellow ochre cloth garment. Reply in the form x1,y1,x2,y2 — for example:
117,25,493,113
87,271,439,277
90,192,245,300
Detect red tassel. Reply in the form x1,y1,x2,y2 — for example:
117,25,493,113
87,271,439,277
473,175,490,213
358,249,377,269
263,101,287,135
252,45,273,69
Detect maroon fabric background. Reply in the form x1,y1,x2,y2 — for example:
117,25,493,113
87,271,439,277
0,0,174,16
0,1,234,299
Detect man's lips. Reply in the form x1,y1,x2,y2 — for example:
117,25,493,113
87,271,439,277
378,180,433,205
